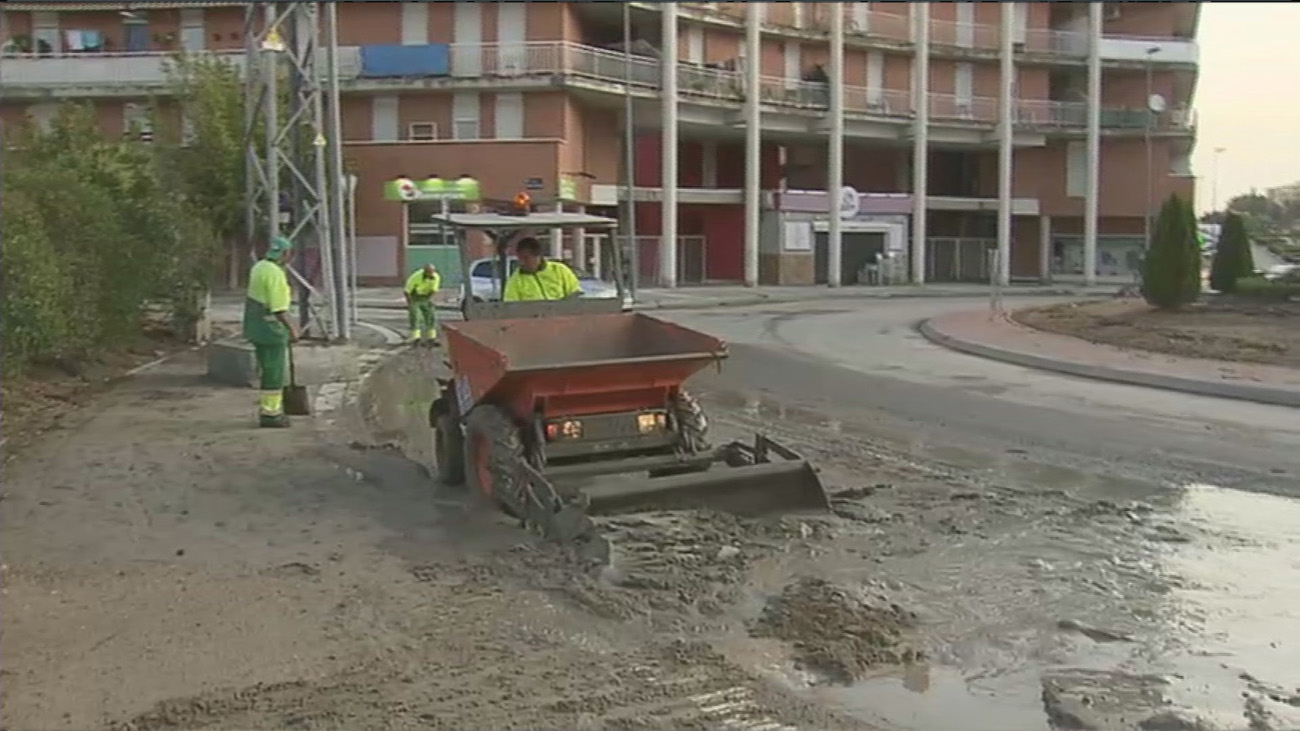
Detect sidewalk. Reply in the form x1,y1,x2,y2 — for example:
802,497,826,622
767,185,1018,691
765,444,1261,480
920,309,1300,407
352,282,1117,312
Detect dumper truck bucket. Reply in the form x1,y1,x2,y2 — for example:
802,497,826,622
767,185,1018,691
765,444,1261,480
577,434,830,517
509,436,828,567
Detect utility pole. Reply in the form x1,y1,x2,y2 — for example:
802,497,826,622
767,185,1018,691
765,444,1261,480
1143,46,1161,251
243,2,349,341
1211,146,1227,214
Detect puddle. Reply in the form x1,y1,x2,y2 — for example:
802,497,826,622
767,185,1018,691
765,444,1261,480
818,664,1051,731
1151,482,1300,729
812,481,1300,730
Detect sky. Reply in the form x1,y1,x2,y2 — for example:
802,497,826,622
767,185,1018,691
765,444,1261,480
1192,3,1300,213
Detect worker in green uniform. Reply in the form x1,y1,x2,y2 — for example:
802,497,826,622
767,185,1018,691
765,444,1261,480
404,263,441,345
503,237,581,302
242,236,298,428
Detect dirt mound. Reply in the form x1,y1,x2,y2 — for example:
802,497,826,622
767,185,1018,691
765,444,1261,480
752,577,922,683
498,510,831,628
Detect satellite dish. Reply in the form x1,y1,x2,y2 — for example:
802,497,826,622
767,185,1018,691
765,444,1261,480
1147,94,1167,113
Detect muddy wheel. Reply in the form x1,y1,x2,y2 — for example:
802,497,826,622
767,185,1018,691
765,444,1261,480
430,399,465,487
464,404,526,517
650,389,712,478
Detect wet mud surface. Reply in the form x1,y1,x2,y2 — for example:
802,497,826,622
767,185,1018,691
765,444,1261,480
5,320,1299,730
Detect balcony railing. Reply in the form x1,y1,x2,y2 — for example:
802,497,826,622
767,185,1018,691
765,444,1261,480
1,41,1195,133
928,20,1001,51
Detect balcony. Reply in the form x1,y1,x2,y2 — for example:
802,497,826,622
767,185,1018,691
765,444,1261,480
0,41,1195,137
1098,35,1199,65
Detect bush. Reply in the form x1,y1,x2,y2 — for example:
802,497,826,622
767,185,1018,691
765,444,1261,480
1235,276,1300,301
1,103,219,377
1141,194,1201,310
1209,212,1254,293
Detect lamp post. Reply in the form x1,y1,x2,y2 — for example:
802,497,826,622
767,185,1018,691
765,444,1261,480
1211,146,1226,214
1143,45,1162,250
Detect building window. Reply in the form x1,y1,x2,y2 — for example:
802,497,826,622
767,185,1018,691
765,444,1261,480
30,103,57,131
453,119,481,141
401,2,430,45
63,29,107,53
955,62,973,110
852,4,870,33
123,103,153,143
493,93,523,140
407,122,439,141
1066,141,1086,198
123,18,150,53
452,92,480,140
866,50,884,106
371,95,399,142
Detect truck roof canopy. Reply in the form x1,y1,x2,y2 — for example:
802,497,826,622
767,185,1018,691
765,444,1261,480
428,212,618,230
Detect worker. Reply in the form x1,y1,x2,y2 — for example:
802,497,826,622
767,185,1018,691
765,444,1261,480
404,263,441,345
242,235,298,428
503,236,581,302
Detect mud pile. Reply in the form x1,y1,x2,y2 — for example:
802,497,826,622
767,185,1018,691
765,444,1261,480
511,510,830,628
752,577,922,683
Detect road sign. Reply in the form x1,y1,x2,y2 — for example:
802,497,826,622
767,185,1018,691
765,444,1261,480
525,177,544,191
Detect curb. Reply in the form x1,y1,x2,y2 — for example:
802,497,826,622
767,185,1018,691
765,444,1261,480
355,288,1109,313
918,317,1300,408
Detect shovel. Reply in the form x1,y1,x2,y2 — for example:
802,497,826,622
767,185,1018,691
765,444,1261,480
282,343,311,416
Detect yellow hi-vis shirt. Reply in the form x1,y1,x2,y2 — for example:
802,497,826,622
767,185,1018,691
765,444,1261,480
503,260,581,302
242,259,292,345
404,269,441,300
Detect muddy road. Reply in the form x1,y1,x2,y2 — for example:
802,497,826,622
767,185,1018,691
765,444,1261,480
3,297,1297,730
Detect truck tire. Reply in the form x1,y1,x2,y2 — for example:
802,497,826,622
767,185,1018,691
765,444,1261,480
650,389,711,478
430,398,465,487
464,404,526,517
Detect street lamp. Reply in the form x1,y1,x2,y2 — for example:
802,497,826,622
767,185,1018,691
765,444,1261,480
1143,45,1163,250
1211,146,1226,214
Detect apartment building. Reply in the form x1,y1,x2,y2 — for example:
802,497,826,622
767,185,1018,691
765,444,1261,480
0,2,1199,287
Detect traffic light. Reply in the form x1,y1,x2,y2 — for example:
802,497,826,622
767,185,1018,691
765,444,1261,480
510,191,532,216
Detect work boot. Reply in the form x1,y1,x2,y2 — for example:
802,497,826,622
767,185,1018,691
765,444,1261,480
259,413,291,429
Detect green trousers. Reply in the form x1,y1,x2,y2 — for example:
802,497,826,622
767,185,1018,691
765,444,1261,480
254,342,288,391
407,299,437,340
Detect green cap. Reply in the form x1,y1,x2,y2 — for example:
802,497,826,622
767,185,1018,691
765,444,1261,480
267,235,293,261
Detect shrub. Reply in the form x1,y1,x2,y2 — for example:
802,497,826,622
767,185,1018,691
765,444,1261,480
1235,276,1300,301
1141,194,1202,310
1,102,220,377
1209,212,1255,293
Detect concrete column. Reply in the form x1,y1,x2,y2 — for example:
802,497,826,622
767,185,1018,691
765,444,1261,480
995,3,1014,287
911,4,930,284
659,3,679,289
827,3,845,287
572,203,586,270
743,2,761,288
1039,214,1052,282
1084,3,1102,287
550,200,563,259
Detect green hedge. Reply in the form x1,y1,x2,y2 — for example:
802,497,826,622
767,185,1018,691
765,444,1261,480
1235,276,1300,301
1,104,220,377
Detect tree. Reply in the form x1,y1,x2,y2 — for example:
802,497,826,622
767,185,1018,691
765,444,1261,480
1141,194,1202,310
162,53,250,290
1208,212,1254,293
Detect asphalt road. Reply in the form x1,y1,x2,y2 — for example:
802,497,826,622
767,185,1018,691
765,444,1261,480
657,297,1300,496
364,296,1298,494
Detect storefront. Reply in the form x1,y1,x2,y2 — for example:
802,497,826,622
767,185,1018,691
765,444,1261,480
762,190,912,285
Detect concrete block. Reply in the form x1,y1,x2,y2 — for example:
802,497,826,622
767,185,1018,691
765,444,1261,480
206,339,366,388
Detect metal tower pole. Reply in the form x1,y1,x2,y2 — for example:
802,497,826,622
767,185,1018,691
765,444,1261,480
324,2,351,340
242,2,343,341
